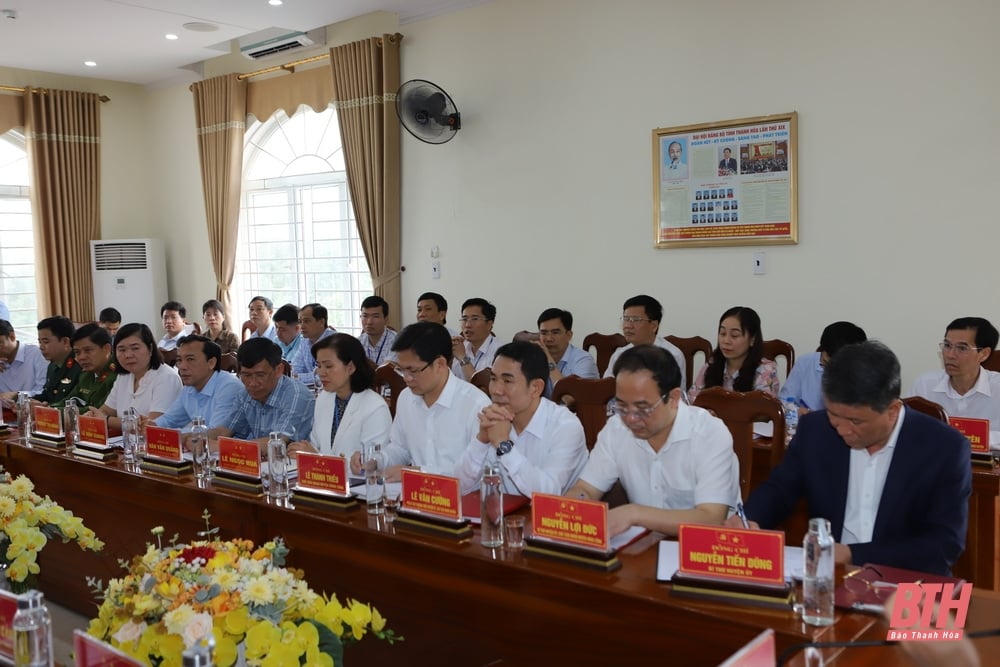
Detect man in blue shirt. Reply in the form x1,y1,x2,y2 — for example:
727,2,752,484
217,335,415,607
291,303,335,385
779,321,866,412
273,303,303,361
535,308,599,397
152,335,242,431
213,338,314,445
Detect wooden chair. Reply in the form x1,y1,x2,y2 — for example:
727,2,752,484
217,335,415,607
761,339,795,382
279,359,291,376
512,330,539,343
159,348,178,366
219,352,239,374
902,396,948,422
373,363,407,418
582,332,626,376
692,387,786,500
470,368,492,396
983,351,1000,372
551,376,616,450
240,319,255,342
665,335,712,390
190,322,202,334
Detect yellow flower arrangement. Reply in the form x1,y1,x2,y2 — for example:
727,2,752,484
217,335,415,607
87,511,400,666
0,467,104,593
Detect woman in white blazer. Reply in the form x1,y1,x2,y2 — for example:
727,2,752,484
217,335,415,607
289,333,391,460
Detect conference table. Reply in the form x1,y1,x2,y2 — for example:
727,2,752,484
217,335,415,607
1,436,997,667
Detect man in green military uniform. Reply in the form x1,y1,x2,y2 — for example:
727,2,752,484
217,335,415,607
32,316,81,405
53,324,116,409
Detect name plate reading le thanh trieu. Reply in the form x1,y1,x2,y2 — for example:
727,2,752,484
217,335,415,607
0,589,16,661
530,492,609,552
678,525,785,586
218,437,262,477
33,405,63,436
79,415,110,447
948,416,990,454
296,453,349,495
400,469,462,521
145,426,183,461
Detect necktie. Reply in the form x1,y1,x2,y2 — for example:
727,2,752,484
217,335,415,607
330,394,351,444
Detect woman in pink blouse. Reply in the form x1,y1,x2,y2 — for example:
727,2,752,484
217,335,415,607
688,306,779,402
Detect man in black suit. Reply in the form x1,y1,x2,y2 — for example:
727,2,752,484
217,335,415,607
719,147,738,174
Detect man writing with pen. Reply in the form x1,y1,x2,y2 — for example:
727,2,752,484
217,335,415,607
779,321,866,413
564,345,740,537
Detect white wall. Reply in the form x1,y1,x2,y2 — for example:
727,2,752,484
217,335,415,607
4,0,999,388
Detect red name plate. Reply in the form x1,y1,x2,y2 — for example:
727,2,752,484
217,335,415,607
73,629,144,666
719,629,775,667
33,405,62,435
218,437,261,477
79,415,109,446
145,426,183,461
949,416,991,453
0,589,15,660
678,524,785,586
297,453,349,495
401,469,461,521
531,492,609,552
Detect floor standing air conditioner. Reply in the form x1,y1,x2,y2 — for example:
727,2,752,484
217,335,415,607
90,239,168,329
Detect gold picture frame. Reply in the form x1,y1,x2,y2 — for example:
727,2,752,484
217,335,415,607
653,112,797,248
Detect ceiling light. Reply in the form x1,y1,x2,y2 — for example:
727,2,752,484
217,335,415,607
165,33,179,40
269,0,283,6
183,21,219,32
84,61,97,67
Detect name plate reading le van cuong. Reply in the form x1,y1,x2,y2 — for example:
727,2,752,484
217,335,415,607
213,436,264,494
394,469,470,539
292,453,357,510
525,493,620,572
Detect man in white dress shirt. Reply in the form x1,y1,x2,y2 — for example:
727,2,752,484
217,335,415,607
456,341,587,496
567,345,738,537
603,294,687,391
157,301,195,351
451,298,501,380
384,322,490,480
247,296,278,342
910,316,1000,440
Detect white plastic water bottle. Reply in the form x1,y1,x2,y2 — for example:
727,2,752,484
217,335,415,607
802,517,835,626
13,590,52,667
267,432,290,499
480,455,504,548
782,397,799,446
189,416,210,481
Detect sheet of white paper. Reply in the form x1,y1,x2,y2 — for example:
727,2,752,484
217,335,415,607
610,525,647,551
656,540,804,581
753,422,774,438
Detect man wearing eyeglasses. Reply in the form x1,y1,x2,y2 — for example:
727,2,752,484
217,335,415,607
566,345,739,537
603,294,687,392
535,307,599,397
210,338,314,447
910,317,1000,442
737,341,970,575
451,298,501,381
380,322,490,479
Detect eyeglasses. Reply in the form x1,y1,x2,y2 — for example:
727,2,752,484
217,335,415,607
620,316,653,324
843,565,900,603
611,396,666,420
459,316,487,323
239,369,274,383
398,361,432,379
939,341,982,354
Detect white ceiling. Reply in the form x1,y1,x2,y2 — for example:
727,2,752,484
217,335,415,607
0,0,483,87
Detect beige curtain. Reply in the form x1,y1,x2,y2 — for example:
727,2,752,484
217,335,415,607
24,88,101,320
191,75,247,331
247,66,333,122
0,94,23,135
329,34,403,330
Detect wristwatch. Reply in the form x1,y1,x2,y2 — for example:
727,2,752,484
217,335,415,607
461,356,472,366
548,362,557,371
496,440,514,457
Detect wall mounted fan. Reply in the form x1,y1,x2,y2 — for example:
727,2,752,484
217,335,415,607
396,79,461,144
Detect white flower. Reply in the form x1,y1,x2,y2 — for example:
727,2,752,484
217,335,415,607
181,612,215,649
163,604,196,636
112,619,147,646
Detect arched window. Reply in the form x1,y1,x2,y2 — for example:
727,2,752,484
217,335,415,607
0,130,36,333
236,105,371,336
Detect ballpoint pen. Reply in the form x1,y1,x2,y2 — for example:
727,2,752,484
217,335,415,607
734,502,750,528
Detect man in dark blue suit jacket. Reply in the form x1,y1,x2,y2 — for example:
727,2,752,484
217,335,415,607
743,341,971,576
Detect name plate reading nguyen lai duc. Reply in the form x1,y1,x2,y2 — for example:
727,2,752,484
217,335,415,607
139,426,192,477
73,415,119,462
394,469,471,539
671,524,793,609
30,405,66,448
292,453,357,511
525,492,621,572
948,416,991,458
213,436,264,494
